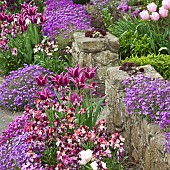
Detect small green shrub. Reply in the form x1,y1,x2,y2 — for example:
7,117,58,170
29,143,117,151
119,32,152,59
122,54,170,80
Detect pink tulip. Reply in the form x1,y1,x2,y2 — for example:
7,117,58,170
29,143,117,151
162,0,170,10
159,7,169,18
147,2,157,12
150,12,160,21
140,10,150,20
84,66,97,79
35,74,48,87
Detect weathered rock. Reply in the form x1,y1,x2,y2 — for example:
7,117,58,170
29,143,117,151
72,32,119,94
105,65,170,170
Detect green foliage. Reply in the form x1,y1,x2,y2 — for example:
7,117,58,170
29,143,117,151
111,15,170,59
0,24,41,75
122,54,170,80
78,95,107,129
124,0,162,6
33,36,73,74
101,8,114,30
109,17,141,37
119,31,152,59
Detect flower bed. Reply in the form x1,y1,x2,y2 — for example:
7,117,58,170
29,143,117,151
0,65,126,169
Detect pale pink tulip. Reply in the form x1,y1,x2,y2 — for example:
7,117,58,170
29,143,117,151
162,0,170,10
159,7,169,18
150,12,160,21
140,10,150,20
147,2,157,12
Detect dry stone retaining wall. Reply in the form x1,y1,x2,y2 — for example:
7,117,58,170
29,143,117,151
72,33,170,169
105,65,170,170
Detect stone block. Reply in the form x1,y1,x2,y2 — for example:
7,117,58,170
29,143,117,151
72,31,120,93
105,64,170,169
106,32,119,53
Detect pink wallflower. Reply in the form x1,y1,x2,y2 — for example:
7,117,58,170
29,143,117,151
140,10,150,20
150,12,160,21
162,0,170,10
11,47,18,56
159,7,169,18
147,2,157,12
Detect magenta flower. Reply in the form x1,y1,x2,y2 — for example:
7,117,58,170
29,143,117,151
70,92,82,107
0,12,7,21
20,25,28,33
37,88,51,100
6,14,14,23
70,74,86,89
35,74,48,87
40,14,48,23
27,6,37,16
18,17,26,26
66,64,84,78
50,72,69,87
84,66,97,79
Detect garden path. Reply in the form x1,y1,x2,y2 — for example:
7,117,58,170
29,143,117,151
0,76,22,135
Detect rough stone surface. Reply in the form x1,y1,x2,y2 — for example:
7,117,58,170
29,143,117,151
105,65,170,170
72,32,119,94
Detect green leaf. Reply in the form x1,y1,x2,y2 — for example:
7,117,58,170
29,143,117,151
92,95,107,126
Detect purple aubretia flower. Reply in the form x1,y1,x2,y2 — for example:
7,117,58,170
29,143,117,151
132,9,141,17
117,2,130,13
43,0,91,37
0,64,54,111
164,132,170,154
123,74,170,153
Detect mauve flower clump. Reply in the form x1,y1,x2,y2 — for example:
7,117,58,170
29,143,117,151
92,0,110,9
0,108,46,169
164,132,170,154
0,133,30,170
123,75,170,124
0,64,54,111
42,0,91,37
123,74,170,153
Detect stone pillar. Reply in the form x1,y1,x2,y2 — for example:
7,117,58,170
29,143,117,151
105,65,170,170
72,32,119,94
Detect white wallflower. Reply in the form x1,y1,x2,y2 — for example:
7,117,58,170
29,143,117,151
101,161,107,169
90,161,98,170
79,149,93,165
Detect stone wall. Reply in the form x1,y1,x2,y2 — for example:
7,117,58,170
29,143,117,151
105,65,170,170
72,32,119,93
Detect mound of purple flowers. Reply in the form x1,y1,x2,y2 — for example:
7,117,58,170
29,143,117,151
164,132,170,154
43,0,91,37
0,133,30,170
123,75,170,125
123,74,170,153
0,64,54,111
